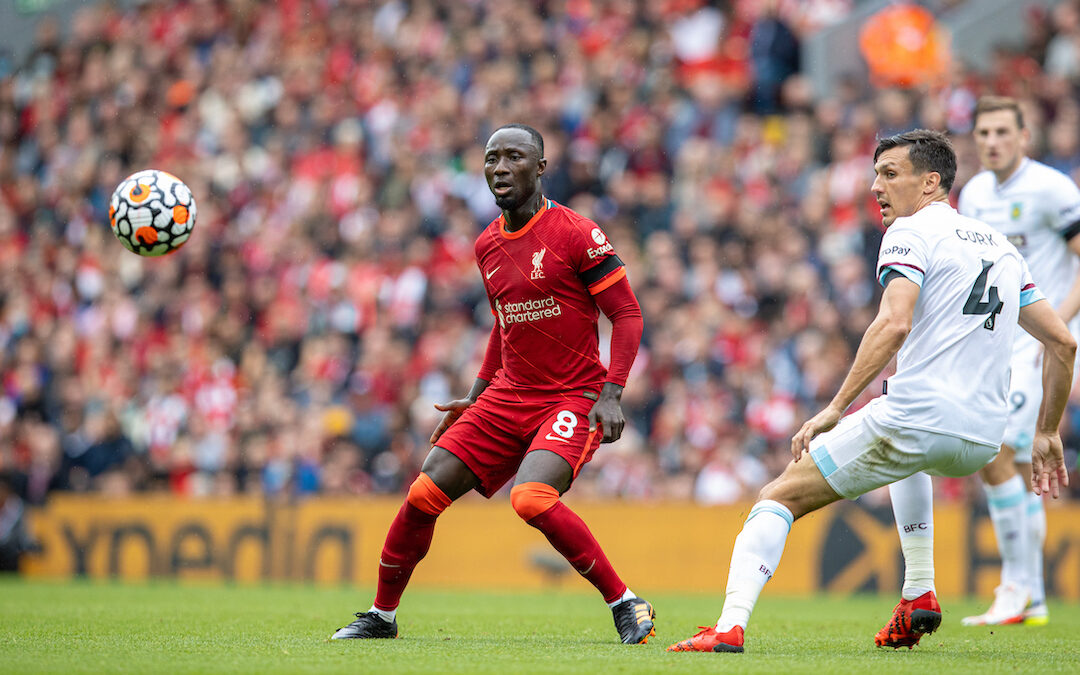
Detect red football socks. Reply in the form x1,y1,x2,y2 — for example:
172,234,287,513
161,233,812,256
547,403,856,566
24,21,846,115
526,501,628,603
373,501,438,611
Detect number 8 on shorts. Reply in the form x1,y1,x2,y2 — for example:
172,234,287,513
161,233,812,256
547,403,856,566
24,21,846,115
550,411,578,439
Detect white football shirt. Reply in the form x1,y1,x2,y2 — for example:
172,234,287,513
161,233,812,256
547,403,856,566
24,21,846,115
958,158,1080,311
873,202,1043,445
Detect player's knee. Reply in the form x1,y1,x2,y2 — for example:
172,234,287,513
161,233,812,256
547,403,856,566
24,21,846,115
407,472,453,516
757,474,787,504
755,476,805,519
757,485,780,507
980,451,1018,485
510,482,560,521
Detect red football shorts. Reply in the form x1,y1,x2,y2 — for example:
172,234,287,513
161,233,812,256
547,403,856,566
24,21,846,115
434,385,603,498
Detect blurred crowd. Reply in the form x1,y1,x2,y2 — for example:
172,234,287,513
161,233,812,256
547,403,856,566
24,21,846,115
2,0,1080,511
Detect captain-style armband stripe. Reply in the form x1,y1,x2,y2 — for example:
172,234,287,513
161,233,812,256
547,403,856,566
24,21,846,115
580,254,624,289
880,269,906,287
588,267,626,295
580,254,623,285
877,262,924,287
1060,219,1080,241
1020,282,1044,307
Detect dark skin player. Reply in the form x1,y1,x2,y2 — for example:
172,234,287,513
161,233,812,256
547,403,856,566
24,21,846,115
424,126,628,498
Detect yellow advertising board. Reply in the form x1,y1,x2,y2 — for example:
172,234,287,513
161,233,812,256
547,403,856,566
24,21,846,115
20,496,1080,599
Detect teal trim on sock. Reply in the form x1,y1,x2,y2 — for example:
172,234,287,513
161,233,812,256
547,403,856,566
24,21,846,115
747,501,794,529
1026,496,1044,515
988,490,1025,510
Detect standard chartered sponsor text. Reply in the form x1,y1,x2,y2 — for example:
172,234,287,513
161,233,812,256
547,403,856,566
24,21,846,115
498,296,563,326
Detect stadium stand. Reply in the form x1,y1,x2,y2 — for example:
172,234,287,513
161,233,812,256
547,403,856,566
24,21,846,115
1,0,1079,506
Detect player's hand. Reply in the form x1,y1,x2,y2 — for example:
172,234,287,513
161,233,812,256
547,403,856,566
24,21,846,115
588,384,625,443
1030,431,1069,498
430,398,475,445
791,404,843,461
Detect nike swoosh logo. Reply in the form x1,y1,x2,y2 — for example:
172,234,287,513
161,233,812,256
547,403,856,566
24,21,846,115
544,433,570,443
486,266,500,279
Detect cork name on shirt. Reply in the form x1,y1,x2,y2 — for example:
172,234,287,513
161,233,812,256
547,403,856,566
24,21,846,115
955,229,999,246
496,296,563,327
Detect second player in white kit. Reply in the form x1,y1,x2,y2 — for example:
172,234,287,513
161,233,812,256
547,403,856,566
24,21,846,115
959,157,1080,452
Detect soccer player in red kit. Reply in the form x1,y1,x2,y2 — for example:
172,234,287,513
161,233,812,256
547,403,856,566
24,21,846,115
331,124,654,644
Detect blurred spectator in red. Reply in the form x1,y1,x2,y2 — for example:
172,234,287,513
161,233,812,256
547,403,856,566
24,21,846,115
0,0,1078,509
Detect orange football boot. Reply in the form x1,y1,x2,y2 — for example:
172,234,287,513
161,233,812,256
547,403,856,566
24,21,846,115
874,590,942,649
667,625,744,653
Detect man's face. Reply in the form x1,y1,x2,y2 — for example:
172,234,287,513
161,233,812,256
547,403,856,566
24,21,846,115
484,128,545,211
973,109,1028,174
871,146,932,227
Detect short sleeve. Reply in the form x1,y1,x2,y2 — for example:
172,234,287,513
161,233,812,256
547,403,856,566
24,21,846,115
573,222,626,295
1018,257,1046,307
1044,171,1080,239
876,222,930,288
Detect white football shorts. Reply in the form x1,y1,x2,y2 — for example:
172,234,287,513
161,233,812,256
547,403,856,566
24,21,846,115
1005,317,1080,461
1002,337,1043,460
808,400,999,500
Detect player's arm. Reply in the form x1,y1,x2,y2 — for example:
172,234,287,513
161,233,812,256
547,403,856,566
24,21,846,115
1055,234,1080,322
1050,172,1080,321
589,274,643,443
791,273,919,460
1018,297,1076,497
429,324,500,445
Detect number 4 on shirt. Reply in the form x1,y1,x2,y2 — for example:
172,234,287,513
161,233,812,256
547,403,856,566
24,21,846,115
963,259,1003,330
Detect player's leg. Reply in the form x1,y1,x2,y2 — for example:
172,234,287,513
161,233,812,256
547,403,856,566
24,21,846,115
668,453,841,653
876,471,941,649
962,445,1031,626
981,446,1027,589
669,407,970,654
872,431,999,648
1017,459,1049,624
717,457,842,630
373,448,479,612
510,449,655,644
964,351,1042,626
889,472,936,601
331,447,479,639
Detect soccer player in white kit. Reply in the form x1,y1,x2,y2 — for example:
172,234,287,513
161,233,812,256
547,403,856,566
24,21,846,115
890,97,1080,628
667,130,1074,655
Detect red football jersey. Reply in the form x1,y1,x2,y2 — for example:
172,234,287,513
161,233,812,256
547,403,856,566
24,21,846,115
475,199,627,394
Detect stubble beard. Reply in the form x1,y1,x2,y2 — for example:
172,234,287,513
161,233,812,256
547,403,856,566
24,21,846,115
494,186,536,212
494,193,519,210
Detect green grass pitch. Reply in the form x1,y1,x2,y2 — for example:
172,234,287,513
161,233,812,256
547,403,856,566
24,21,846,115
2,579,1078,674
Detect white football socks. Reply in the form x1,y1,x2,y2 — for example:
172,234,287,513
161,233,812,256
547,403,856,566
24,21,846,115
606,587,637,608
1026,490,1046,606
715,500,793,632
369,605,396,623
985,475,1028,588
889,472,935,600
